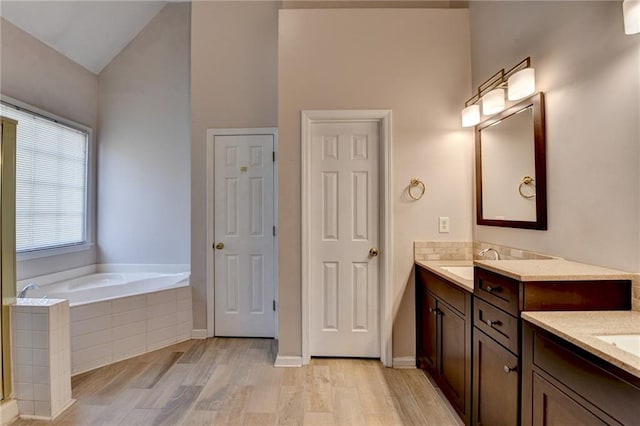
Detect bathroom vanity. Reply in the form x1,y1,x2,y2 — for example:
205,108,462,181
521,311,640,426
415,259,634,426
415,261,473,424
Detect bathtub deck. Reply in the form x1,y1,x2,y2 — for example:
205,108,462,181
12,338,461,426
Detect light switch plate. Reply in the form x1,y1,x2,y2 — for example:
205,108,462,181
439,216,450,233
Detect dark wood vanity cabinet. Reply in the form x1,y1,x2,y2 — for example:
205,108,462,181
522,322,640,426
416,265,472,425
473,330,519,426
472,267,632,426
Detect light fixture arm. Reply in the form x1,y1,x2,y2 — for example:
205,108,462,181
464,57,531,107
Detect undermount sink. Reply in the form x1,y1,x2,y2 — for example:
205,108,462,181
595,334,640,357
440,266,474,281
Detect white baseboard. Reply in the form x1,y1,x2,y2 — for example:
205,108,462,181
274,355,303,367
0,399,19,426
392,356,416,369
191,329,207,339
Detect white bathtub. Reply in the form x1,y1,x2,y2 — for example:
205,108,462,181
27,271,190,307
18,265,193,375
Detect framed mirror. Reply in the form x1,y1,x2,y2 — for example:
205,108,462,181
475,92,547,229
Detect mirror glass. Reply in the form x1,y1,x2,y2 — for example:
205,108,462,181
476,93,547,229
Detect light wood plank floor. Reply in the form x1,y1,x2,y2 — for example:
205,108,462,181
13,338,461,426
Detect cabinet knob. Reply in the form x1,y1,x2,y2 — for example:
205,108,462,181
428,307,440,316
486,319,502,327
503,365,517,374
486,285,502,293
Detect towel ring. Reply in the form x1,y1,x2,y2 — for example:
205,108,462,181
408,178,426,201
518,176,535,199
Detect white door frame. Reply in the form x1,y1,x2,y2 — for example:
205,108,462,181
301,110,393,367
206,127,279,338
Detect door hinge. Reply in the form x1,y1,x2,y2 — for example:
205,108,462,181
272,151,276,162
273,300,276,311
273,226,276,236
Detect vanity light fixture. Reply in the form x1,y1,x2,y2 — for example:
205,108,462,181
482,88,506,115
461,104,480,127
623,0,640,34
508,68,536,101
461,57,536,127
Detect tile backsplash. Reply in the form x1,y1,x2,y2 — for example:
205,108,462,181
473,241,555,260
414,241,473,261
414,241,554,262
632,276,640,311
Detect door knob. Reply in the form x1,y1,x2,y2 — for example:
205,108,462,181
215,242,224,250
503,365,517,374
369,248,379,257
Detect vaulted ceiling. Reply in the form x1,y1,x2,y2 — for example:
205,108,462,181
0,1,168,74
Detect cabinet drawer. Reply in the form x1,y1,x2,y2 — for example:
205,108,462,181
531,328,640,426
474,268,520,315
417,266,466,315
474,298,519,355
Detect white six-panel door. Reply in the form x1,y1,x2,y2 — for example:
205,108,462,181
214,134,275,337
309,121,380,358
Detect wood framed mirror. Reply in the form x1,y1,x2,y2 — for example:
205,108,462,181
475,92,547,229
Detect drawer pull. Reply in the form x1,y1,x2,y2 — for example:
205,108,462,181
486,319,502,327
486,285,502,293
503,365,517,374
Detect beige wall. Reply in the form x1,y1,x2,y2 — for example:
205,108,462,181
98,4,191,265
190,1,280,329
0,18,98,280
470,2,640,273
278,9,473,357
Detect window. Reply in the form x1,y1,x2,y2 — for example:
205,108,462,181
0,99,90,254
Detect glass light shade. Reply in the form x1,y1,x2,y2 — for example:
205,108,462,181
461,104,481,127
508,68,536,101
482,88,505,115
624,0,640,35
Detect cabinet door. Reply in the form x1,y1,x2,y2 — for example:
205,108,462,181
532,373,610,426
439,302,466,414
417,289,438,371
473,329,519,426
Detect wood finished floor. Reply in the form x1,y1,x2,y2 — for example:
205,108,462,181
13,338,461,426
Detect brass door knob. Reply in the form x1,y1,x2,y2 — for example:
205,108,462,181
369,248,379,257
503,365,517,374
215,242,224,250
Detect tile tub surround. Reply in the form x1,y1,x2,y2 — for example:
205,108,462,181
70,285,192,375
522,311,640,379
12,299,73,420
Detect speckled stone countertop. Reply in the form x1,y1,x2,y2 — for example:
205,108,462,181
474,259,635,282
415,260,474,293
522,311,640,379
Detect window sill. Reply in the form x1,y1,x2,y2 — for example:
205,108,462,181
17,243,94,262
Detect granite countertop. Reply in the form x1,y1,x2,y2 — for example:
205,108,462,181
415,260,474,292
474,259,636,282
522,311,640,379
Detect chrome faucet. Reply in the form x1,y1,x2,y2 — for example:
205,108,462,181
18,283,40,298
478,248,500,260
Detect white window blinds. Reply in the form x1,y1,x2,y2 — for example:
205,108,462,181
1,101,89,253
